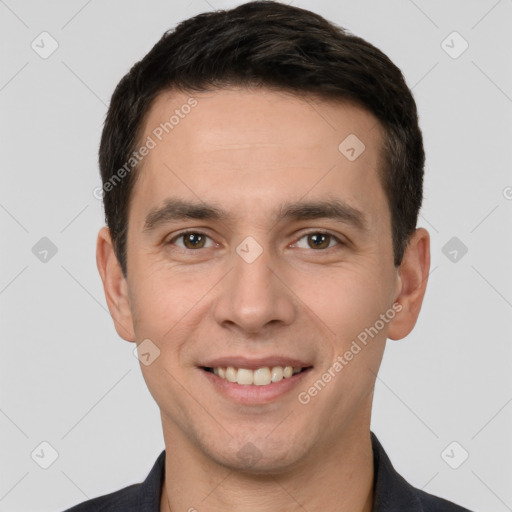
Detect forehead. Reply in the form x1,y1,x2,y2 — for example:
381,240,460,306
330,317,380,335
129,87,388,230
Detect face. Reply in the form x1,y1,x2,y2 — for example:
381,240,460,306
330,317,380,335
98,87,429,473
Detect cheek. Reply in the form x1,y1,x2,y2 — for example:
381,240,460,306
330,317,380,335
292,261,394,343
128,266,215,346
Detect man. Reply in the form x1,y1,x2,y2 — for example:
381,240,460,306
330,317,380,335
64,1,472,510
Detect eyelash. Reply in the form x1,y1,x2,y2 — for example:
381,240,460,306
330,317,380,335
166,230,344,253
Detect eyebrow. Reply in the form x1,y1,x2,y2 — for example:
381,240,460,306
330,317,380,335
143,198,367,233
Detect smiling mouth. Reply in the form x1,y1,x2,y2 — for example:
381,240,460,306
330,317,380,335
201,365,312,386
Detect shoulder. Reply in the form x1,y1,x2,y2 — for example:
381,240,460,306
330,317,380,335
62,483,140,511
370,432,473,512
61,449,166,512
413,486,473,512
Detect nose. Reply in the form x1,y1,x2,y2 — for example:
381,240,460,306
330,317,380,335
212,241,296,335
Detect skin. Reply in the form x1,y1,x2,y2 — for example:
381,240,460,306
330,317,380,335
96,87,430,512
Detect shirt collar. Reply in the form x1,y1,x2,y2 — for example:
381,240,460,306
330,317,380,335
371,431,424,511
137,448,165,511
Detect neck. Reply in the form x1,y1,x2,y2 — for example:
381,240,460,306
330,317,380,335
159,414,375,512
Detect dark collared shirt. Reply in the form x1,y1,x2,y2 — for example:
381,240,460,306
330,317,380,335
63,432,472,511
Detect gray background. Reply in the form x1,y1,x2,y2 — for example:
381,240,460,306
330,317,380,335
1,0,511,511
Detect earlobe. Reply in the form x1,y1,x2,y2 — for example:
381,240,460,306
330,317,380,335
387,228,430,341
96,226,137,342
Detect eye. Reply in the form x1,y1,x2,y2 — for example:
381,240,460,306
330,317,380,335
293,231,342,250
166,230,344,252
168,231,216,250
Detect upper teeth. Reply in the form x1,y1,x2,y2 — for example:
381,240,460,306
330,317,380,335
213,366,302,386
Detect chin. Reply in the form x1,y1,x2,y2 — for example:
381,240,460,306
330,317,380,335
203,435,309,475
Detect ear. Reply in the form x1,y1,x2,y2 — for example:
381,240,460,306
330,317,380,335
96,226,136,342
387,227,430,340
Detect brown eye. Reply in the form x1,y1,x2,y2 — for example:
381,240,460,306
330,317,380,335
295,232,341,250
182,232,206,249
168,231,214,250
307,233,331,249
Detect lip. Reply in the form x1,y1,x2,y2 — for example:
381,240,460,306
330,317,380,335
199,366,313,405
200,356,312,370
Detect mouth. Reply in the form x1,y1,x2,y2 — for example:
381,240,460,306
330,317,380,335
198,361,313,405
200,365,311,386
